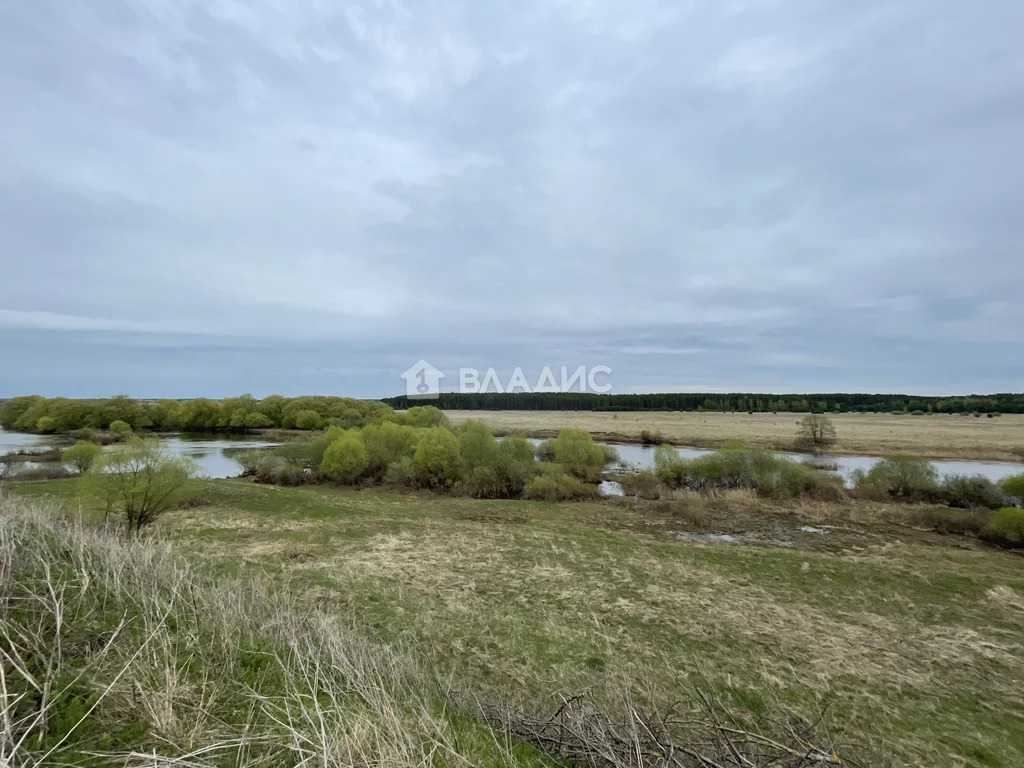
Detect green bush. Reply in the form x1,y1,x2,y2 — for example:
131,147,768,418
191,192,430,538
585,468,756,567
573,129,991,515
412,427,460,488
553,428,606,481
273,461,306,487
533,439,556,461
638,429,664,445
107,419,132,435
35,416,58,433
61,441,103,474
239,450,279,479
392,405,450,429
459,465,503,498
981,507,1024,548
383,456,418,488
361,422,418,477
653,445,829,499
293,410,322,430
1000,473,1024,501
853,457,939,501
320,433,369,484
523,467,586,501
941,474,1007,509
457,421,499,474
653,444,687,486
82,438,196,532
494,436,538,497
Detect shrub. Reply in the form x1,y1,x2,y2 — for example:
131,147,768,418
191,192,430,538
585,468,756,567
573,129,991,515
383,456,418,488
616,469,663,499
294,410,322,430
107,419,132,435
553,428,606,481
320,433,369,484
523,468,586,501
534,439,556,461
361,421,418,477
412,426,459,488
941,474,1007,509
981,507,1024,548
393,405,450,429
1000,473,1024,502
460,465,503,498
492,436,539,497
853,457,939,501
911,507,992,537
61,440,103,474
653,444,688,487
274,461,306,486
638,430,664,445
4,464,76,481
35,416,58,433
457,421,499,474
82,438,197,532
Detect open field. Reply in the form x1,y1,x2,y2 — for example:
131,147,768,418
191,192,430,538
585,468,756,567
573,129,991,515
446,410,1024,462
9,478,1024,767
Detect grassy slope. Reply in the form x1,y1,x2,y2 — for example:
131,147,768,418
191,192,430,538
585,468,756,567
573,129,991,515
11,478,1024,767
445,410,1024,463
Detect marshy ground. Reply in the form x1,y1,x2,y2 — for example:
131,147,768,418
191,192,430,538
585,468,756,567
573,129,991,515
446,410,1024,463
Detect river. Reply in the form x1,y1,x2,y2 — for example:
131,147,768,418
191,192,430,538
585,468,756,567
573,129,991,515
2,428,1021,485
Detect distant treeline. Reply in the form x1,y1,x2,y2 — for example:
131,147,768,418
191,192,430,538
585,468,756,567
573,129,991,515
382,391,1024,414
0,394,392,434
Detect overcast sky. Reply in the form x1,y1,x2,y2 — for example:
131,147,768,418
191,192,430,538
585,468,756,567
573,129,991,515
2,1,1022,399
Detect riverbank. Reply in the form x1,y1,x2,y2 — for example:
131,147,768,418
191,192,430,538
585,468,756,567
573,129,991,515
447,410,1024,463
7,477,1024,767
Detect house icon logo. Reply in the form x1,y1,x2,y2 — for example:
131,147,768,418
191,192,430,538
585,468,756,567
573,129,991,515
400,360,444,399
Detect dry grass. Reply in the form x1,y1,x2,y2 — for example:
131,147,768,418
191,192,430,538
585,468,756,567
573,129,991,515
446,410,1024,462
0,496,543,768
9,478,1024,766
0,492,870,768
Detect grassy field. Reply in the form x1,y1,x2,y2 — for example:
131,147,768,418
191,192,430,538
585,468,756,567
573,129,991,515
446,410,1024,462
9,477,1024,767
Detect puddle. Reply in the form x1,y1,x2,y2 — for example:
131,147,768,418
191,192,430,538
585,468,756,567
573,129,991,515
598,480,624,496
670,531,740,543
797,525,828,534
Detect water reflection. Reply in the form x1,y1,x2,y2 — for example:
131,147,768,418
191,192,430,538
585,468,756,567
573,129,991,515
596,441,1022,486
0,428,278,479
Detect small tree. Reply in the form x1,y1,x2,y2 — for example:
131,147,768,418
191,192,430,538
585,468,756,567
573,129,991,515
62,440,103,474
320,433,369,484
553,428,606,481
108,419,133,435
35,416,57,433
83,438,196,533
796,414,837,449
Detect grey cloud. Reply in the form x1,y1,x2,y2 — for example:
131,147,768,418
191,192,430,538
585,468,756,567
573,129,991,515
0,0,1022,396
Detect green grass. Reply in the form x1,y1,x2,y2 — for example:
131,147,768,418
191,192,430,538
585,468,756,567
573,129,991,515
10,477,1024,767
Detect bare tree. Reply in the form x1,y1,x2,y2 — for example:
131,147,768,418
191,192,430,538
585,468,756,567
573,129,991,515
797,414,837,450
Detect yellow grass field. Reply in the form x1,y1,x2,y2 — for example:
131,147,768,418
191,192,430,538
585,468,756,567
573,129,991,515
446,409,1024,462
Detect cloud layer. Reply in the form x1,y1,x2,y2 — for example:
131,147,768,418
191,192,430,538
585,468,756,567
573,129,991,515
2,0,1022,397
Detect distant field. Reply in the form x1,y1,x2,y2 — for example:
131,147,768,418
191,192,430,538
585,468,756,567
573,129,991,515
446,410,1024,462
